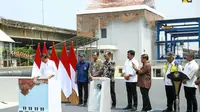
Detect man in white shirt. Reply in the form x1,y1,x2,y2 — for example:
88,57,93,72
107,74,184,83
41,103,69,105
122,50,139,111
162,53,182,112
34,53,57,80
183,52,199,112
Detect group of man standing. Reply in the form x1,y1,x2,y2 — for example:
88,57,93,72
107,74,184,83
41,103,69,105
75,50,152,112
162,52,200,112
75,51,116,108
121,50,152,112
74,50,200,112
32,49,200,112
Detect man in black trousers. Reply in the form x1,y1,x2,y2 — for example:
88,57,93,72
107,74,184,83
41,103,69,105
75,53,90,107
183,52,199,112
122,50,139,111
100,51,116,109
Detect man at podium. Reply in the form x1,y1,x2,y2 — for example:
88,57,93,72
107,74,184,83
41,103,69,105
19,53,61,112
34,53,57,80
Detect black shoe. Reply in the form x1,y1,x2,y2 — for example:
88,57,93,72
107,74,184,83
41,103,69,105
77,102,83,106
186,110,192,112
111,105,116,109
82,103,87,107
123,105,132,110
141,110,147,112
142,108,152,111
131,106,137,111
162,108,173,112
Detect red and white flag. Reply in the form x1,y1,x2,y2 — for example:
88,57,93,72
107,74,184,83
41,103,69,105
42,42,48,55
50,42,59,69
57,42,72,98
31,43,41,77
69,42,79,96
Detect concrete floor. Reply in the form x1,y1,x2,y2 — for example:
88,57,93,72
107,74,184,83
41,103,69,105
0,79,200,112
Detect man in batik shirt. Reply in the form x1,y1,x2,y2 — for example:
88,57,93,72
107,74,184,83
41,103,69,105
101,51,116,109
89,51,103,78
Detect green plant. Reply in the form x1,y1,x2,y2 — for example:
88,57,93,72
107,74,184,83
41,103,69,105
14,45,35,66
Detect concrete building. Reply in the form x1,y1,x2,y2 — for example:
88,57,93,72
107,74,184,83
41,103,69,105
77,5,164,66
0,29,16,67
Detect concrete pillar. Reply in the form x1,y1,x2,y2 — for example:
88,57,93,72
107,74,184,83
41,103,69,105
0,42,3,67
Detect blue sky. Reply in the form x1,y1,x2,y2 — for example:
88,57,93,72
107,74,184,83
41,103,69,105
0,0,199,30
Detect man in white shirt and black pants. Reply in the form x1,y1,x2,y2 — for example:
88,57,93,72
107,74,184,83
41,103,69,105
183,52,199,112
122,50,139,111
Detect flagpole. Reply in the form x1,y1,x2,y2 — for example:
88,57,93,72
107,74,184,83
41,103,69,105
41,0,44,25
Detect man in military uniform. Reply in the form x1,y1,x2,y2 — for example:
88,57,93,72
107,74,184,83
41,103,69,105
89,51,103,78
100,51,116,109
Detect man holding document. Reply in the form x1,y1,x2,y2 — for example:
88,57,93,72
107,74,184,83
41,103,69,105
33,53,57,80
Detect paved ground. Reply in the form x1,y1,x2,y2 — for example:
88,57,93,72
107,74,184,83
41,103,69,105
0,105,165,112
0,79,200,112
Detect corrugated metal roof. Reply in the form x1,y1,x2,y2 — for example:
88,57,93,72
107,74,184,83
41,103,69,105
0,29,15,43
53,36,99,49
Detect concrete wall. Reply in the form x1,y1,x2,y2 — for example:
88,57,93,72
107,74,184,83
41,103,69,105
0,77,19,102
0,77,199,111
95,18,157,66
115,78,200,111
96,19,140,65
0,42,3,67
141,19,157,60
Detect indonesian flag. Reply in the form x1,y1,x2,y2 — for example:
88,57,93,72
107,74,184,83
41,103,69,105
69,42,79,96
50,42,59,69
57,42,72,98
31,43,41,77
42,42,48,55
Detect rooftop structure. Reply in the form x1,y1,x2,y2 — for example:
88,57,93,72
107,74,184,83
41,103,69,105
77,5,164,38
87,0,156,9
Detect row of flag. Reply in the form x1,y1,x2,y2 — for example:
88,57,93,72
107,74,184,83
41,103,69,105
31,42,78,98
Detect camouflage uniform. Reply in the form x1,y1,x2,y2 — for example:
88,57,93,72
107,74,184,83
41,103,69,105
89,59,103,77
101,60,116,82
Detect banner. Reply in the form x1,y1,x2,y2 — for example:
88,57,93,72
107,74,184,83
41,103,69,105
18,79,48,112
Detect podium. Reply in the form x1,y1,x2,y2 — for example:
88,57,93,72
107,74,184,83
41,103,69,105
88,77,111,112
18,78,61,112
167,72,189,112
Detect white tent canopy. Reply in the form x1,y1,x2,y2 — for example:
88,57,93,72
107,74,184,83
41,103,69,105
0,29,15,43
